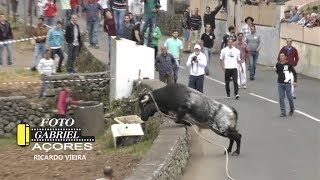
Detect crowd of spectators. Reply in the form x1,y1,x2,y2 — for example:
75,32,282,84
281,5,320,28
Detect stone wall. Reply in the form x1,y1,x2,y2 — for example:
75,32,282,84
124,80,190,180
0,72,109,137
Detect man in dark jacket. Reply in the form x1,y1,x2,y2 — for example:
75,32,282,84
155,46,176,84
65,14,81,74
203,4,223,31
0,14,13,65
221,25,237,50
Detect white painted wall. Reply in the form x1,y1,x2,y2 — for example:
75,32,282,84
109,37,155,101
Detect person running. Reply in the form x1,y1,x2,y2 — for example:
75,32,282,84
276,52,297,117
220,39,241,99
164,29,183,83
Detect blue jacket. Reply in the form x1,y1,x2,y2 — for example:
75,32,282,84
47,27,64,48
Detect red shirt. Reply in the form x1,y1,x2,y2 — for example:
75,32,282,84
44,2,57,17
57,89,79,115
70,0,80,9
104,18,116,36
277,46,299,66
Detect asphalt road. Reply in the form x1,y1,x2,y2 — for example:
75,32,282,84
173,53,320,180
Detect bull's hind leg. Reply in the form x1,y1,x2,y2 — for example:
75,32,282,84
224,138,234,155
229,132,242,156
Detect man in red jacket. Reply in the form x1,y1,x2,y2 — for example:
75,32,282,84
43,0,57,26
277,38,299,99
57,86,82,117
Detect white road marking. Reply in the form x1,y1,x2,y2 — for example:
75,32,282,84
205,76,225,85
295,110,320,122
249,92,279,104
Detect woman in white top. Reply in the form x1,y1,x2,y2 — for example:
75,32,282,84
37,49,55,98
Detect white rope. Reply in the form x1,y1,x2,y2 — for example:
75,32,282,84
148,92,235,180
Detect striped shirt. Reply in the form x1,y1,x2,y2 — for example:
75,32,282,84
112,0,127,10
190,15,202,30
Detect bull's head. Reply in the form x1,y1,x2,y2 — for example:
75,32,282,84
138,93,157,121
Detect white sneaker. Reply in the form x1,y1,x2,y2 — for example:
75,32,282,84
242,85,247,89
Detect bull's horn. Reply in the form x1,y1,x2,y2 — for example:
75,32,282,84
140,94,150,103
129,97,139,103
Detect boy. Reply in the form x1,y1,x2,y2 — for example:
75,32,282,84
37,49,55,98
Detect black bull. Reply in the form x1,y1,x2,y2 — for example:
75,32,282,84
138,84,242,156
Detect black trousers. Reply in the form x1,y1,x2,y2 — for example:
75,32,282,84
225,68,238,96
188,75,204,93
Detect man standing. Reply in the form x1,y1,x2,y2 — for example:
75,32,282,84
220,39,241,99
164,30,183,83
37,49,55,98
276,52,297,117
139,0,161,46
155,46,176,84
47,21,64,72
234,33,248,89
201,24,215,75
130,0,144,23
0,14,13,66
65,15,81,74
123,14,134,40
112,0,128,37
186,44,207,93
43,0,57,26
103,9,116,65
83,0,102,49
221,25,237,50
32,17,49,71
246,25,262,80
182,5,191,53
189,8,202,49
277,38,299,99
241,16,254,41
203,4,223,32
145,25,161,59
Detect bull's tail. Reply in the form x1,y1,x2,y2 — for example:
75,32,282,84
230,107,239,131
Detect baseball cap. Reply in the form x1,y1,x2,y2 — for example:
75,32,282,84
194,44,201,50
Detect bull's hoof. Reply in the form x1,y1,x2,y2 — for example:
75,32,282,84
231,151,240,156
175,120,191,126
224,150,231,155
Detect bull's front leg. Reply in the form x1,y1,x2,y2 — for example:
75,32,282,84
175,106,191,126
224,138,234,155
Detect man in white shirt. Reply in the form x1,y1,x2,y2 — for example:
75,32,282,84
186,44,207,93
220,39,241,99
37,49,55,98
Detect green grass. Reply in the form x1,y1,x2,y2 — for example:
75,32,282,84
0,69,40,82
0,137,16,149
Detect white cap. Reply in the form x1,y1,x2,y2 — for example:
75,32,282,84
194,44,201,50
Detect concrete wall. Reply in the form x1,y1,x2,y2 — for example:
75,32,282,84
125,80,190,180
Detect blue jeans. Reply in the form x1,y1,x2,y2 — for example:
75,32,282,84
0,42,12,65
140,16,156,45
114,9,126,37
203,47,212,74
188,75,204,93
87,20,99,45
45,16,54,27
39,75,48,97
278,83,294,113
249,50,259,77
33,43,46,67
